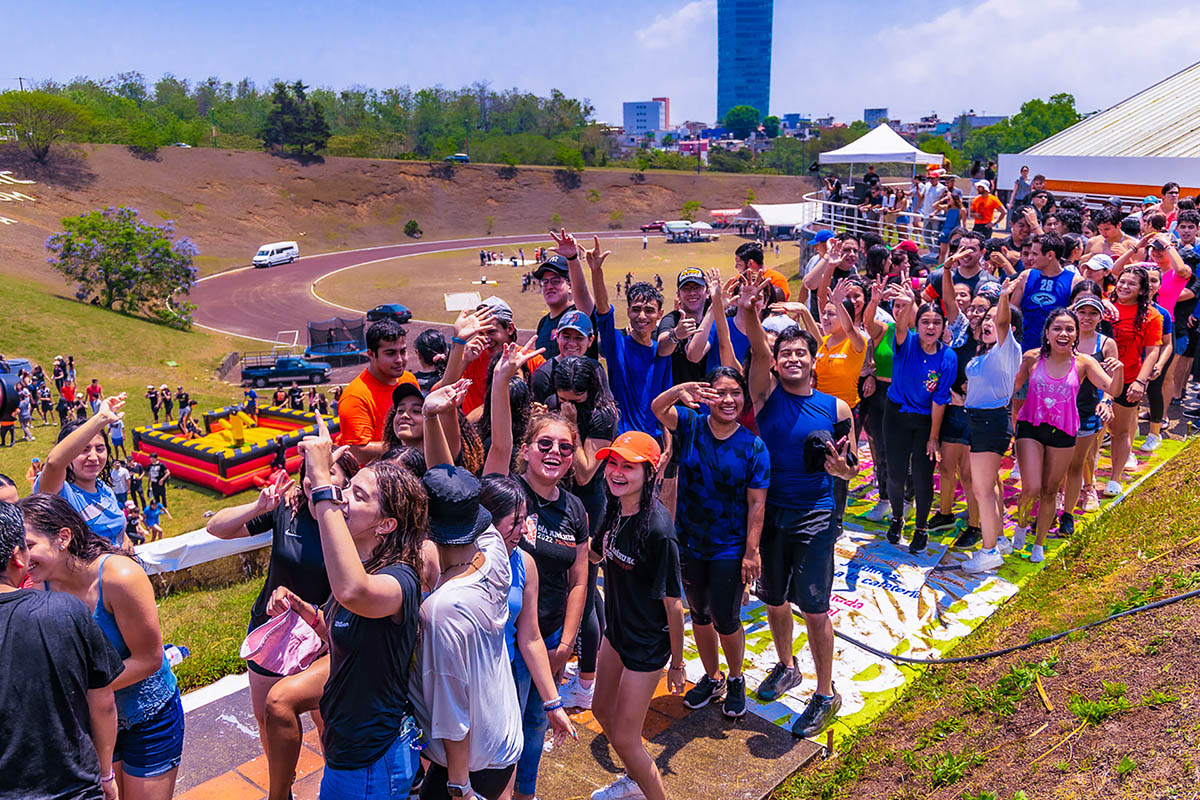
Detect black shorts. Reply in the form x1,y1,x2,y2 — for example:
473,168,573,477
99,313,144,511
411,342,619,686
939,404,970,446
1016,420,1075,449
1184,329,1200,359
680,552,744,636
757,506,838,614
966,406,1012,455
1113,381,1141,408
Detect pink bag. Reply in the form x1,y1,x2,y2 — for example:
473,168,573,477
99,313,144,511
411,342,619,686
239,608,325,676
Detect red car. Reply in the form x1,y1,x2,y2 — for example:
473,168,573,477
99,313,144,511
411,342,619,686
640,220,666,232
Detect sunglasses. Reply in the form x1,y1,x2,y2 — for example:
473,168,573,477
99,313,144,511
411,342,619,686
535,437,575,457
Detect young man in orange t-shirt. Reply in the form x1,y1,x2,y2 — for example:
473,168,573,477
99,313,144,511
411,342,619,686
969,181,1006,240
337,319,418,463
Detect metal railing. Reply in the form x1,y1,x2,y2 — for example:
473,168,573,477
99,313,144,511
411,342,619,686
800,189,952,251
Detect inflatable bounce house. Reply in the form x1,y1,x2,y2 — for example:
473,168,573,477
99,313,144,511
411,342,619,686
130,405,339,495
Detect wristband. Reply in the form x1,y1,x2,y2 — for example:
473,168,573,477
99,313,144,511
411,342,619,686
669,663,685,672
100,772,115,784
566,254,579,261
543,697,564,711
451,336,468,346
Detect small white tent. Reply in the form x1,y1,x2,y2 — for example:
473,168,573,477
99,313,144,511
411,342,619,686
819,124,944,167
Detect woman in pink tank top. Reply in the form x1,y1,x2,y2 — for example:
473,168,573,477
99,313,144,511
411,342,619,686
1011,310,1121,563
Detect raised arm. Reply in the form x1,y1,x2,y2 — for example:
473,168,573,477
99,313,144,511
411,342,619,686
435,307,495,390
995,279,1014,343
40,394,126,494
206,472,293,539
422,380,472,469
802,238,844,292
744,277,776,411
864,276,888,341
830,279,866,352
482,341,544,475
551,229,594,317
1112,233,1152,277
584,235,612,316
887,281,917,348
708,269,740,369
652,382,718,433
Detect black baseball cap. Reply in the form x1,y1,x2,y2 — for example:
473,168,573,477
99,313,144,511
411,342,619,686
391,381,423,406
533,255,570,280
676,268,707,289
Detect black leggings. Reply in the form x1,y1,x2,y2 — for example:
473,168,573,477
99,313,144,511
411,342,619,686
1147,354,1172,423
861,380,890,500
420,762,515,800
883,401,936,529
578,561,605,674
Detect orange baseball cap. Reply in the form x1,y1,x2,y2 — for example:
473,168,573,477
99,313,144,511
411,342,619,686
596,431,661,464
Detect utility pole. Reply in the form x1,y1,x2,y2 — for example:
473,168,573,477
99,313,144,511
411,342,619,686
15,77,27,91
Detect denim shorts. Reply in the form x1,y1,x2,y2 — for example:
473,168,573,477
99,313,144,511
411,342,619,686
320,720,422,800
939,405,971,446
115,691,184,778
1077,413,1101,437
966,406,1013,455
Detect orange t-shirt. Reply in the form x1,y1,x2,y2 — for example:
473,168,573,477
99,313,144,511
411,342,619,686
970,194,1003,226
462,346,499,415
337,367,418,445
814,334,867,408
1111,303,1163,383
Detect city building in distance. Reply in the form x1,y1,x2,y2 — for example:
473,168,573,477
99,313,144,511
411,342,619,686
622,100,668,136
717,0,773,122
864,108,889,127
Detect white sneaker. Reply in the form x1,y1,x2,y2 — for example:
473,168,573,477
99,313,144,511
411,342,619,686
1030,544,1045,563
1009,461,1021,481
1011,526,1027,552
591,776,646,800
996,535,1013,555
1126,452,1138,470
865,500,892,523
962,547,1004,574
562,660,579,682
1104,480,1122,498
1140,434,1162,453
1083,486,1100,512
560,674,594,710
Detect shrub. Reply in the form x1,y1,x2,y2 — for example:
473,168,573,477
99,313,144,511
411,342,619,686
404,219,421,237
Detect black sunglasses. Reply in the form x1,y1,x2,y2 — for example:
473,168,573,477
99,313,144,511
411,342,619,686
535,437,575,457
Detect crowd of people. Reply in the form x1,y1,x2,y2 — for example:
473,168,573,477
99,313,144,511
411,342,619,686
3,172,1199,800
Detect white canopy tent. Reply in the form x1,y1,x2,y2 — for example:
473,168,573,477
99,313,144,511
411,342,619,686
819,124,944,180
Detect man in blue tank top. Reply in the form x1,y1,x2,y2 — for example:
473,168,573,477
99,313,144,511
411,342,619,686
1011,233,1081,352
745,286,858,740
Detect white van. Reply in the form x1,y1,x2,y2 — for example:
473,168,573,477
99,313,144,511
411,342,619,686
252,241,300,268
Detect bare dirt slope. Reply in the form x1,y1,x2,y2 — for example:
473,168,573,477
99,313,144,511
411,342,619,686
0,143,813,284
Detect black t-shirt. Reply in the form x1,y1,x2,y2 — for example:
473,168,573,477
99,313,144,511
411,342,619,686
655,310,708,385
863,172,881,189
0,589,125,800
1174,272,1200,328
529,357,610,405
128,462,144,488
247,503,331,631
517,475,589,639
951,336,979,397
320,563,421,770
591,502,681,670
535,305,601,362
148,463,168,486
413,369,441,394
287,387,303,409
566,407,619,537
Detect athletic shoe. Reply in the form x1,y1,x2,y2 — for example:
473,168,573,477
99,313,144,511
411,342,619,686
683,673,726,710
886,518,903,545
1104,480,1122,498
1126,452,1138,470
790,690,843,738
1185,406,1200,419
1140,433,1162,452
996,534,1013,555
723,676,747,718
953,526,983,549
961,547,1004,574
560,674,594,710
1011,526,1027,552
926,512,957,532
591,776,646,800
756,659,801,702
909,529,929,555
1030,544,1045,563
1083,486,1101,512
563,660,579,682
1058,512,1075,538
865,499,892,523
1009,461,1021,481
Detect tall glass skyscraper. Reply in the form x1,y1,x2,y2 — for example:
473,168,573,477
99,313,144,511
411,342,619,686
717,0,773,123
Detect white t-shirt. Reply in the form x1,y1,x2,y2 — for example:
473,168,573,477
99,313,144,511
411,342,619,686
110,466,130,495
921,183,946,216
410,528,522,772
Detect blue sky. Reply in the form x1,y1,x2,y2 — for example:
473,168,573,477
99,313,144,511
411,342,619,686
12,0,1197,124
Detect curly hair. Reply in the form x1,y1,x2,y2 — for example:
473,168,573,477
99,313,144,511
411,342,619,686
361,460,428,576
1039,308,1080,358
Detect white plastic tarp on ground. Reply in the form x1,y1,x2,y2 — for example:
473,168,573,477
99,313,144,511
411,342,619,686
819,123,944,166
135,530,272,575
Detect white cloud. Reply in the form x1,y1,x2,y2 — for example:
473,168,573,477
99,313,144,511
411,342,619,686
635,0,717,50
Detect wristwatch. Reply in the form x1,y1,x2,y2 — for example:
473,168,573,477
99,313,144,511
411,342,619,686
309,485,344,506
447,781,473,798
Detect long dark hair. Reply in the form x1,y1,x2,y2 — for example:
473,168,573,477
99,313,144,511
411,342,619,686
57,420,112,487
18,493,128,566
1039,309,1080,357
552,356,619,437
600,461,658,559
360,460,428,576
864,245,890,279
479,473,526,522
1114,264,1151,327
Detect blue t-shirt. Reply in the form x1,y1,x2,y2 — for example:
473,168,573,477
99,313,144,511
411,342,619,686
34,475,125,547
1155,302,1174,336
596,308,673,435
886,330,956,414
143,504,162,527
503,547,527,664
1019,268,1076,351
704,317,752,371
964,329,1023,410
673,407,770,559
755,386,839,511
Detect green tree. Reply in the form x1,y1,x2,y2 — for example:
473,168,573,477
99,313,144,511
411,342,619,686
917,137,962,172
723,105,761,139
260,81,331,155
760,137,808,175
761,115,780,138
745,187,757,204
404,219,422,237
708,148,752,173
961,93,1082,161
681,200,701,221
0,90,90,163
45,207,198,327
555,144,584,171
660,133,674,147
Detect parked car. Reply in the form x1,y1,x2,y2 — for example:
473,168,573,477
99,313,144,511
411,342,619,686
252,241,300,268
171,142,192,148
640,220,667,232
240,352,332,387
366,303,414,324
443,153,470,163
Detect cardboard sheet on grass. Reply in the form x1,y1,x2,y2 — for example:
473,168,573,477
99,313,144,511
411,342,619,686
679,438,1185,742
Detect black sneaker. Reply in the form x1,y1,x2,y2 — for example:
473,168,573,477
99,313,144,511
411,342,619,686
756,659,801,702
953,526,982,549
909,529,929,555
926,512,957,531
790,690,843,738
1058,512,1075,538
723,675,747,718
683,673,726,709
886,518,903,545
